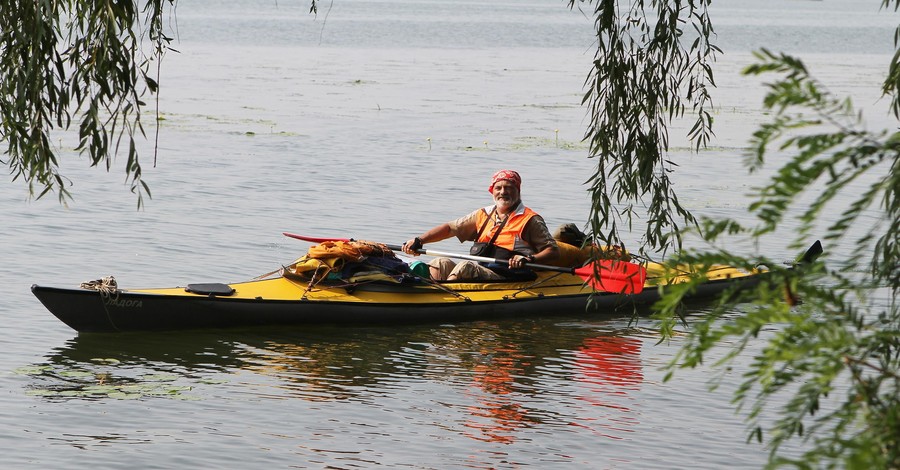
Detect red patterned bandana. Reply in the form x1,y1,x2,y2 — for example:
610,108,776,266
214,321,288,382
488,169,521,193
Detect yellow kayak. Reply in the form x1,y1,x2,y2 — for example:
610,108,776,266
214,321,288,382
31,259,765,333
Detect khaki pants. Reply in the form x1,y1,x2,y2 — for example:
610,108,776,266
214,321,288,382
427,257,506,281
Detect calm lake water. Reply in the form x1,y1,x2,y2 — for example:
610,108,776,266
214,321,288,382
1,0,895,468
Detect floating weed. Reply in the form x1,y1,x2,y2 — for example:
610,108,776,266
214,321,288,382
462,135,587,152
462,142,493,152
25,381,196,401
25,389,60,397
82,385,121,395
172,394,203,401
509,135,585,151
141,374,179,382
239,130,303,137
118,384,148,393
18,363,200,401
14,365,53,376
58,370,94,379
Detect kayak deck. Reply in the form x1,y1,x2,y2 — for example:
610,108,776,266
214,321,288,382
32,262,764,333
126,262,758,302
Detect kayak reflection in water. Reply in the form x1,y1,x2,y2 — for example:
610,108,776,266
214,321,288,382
401,169,560,281
462,333,644,444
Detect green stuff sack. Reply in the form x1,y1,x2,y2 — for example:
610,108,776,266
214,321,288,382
408,261,431,279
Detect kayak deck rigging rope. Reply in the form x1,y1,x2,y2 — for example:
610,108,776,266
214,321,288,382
505,271,569,299
80,276,119,297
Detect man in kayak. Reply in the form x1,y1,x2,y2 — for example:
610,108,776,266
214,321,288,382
401,169,560,281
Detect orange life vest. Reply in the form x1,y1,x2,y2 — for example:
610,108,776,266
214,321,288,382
474,205,538,256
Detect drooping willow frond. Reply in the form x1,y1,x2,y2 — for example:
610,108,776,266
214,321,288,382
570,0,719,257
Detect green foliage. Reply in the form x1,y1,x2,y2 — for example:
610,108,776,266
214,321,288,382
652,48,900,470
0,0,318,206
0,0,176,206
569,0,900,466
574,0,898,466
569,0,719,256
16,360,197,400
0,0,174,207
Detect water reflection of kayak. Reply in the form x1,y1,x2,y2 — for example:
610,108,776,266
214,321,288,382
31,320,646,406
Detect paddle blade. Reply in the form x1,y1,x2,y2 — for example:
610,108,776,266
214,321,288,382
797,240,823,264
283,232,351,243
574,260,647,294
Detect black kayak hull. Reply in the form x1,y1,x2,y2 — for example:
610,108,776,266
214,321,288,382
31,276,758,333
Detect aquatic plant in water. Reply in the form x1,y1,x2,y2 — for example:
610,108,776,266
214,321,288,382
15,359,199,401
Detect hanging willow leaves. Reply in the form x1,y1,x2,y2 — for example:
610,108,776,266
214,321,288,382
572,0,898,466
0,0,177,206
568,0,719,257
0,0,320,206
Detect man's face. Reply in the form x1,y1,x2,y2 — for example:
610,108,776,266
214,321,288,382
491,180,520,213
